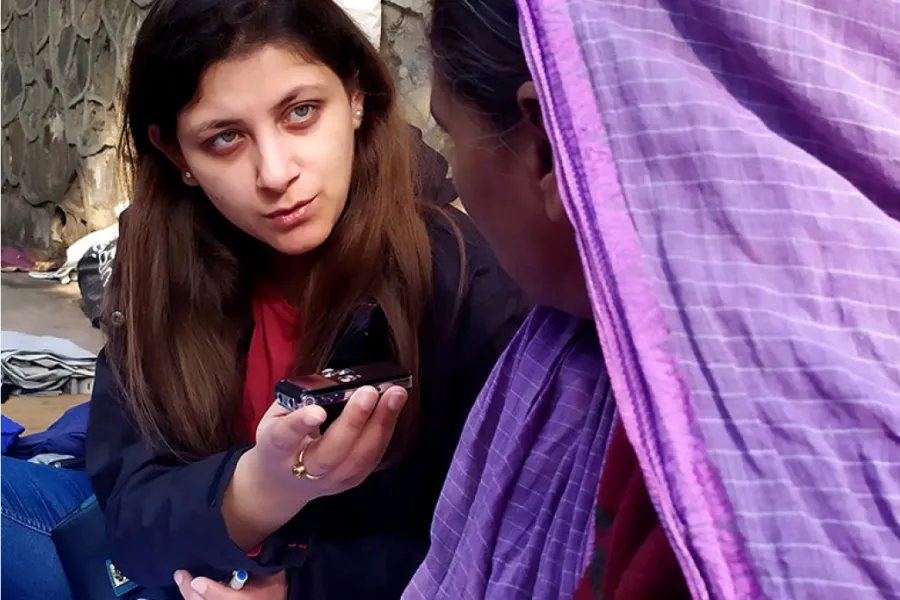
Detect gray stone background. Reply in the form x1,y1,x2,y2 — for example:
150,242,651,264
1,0,439,257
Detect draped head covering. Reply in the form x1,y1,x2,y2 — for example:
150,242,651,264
406,1,900,598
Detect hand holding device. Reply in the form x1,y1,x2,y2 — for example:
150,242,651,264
222,377,409,550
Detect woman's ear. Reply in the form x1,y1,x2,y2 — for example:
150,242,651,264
347,80,364,130
352,98,364,130
516,82,564,223
149,125,199,187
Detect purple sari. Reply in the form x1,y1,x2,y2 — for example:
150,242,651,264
407,1,900,598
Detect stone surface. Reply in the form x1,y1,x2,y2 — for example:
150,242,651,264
381,1,446,154
62,94,81,145
87,23,116,108
13,9,36,83
2,59,25,126
33,0,50,53
71,0,102,39
14,0,37,16
21,106,79,204
78,149,122,223
2,0,445,255
52,25,74,93
0,0,126,254
20,78,49,141
389,0,429,13
35,41,53,90
79,99,116,156
61,34,90,106
1,0,12,30
4,120,27,186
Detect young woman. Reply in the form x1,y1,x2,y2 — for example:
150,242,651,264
0,1,529,599
405,0,900,599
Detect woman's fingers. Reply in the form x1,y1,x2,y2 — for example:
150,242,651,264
173,571,287,600
300,386,381,474
260,404,327,454
174,570,199,600
184,576,237,600
303,387,406,479
337,386,408,481
254,385,408,494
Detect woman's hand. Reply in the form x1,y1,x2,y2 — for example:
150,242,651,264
174,570,286,600
222,385,409,548
257,385,409,495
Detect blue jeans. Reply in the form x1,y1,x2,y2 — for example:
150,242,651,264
1,456,94,600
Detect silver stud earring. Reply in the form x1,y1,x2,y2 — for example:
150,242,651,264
355,110,363,118
185,171,192,180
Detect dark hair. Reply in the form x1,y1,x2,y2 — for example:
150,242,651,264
107,0,432,460
430,0,531,133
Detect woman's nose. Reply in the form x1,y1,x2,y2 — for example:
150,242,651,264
256,134,301,193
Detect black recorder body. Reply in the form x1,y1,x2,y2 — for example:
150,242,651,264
275,303,411,412
276,363,412,410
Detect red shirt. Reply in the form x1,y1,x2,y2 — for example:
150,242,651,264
573,423,690,600
239,284,300,443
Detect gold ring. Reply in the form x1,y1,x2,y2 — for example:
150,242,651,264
291,448,324,481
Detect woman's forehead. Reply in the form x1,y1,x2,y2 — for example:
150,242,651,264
179,45,340,132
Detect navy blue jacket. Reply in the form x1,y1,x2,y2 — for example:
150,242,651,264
85,208,530,599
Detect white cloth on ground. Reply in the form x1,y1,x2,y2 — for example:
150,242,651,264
1,332,96,396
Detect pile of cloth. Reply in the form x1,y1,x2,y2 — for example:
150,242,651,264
1,332,96,399
2,332,94,465
2,403,89,466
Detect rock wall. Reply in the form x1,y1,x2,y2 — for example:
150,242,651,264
382,0,445,154
1,0,439,257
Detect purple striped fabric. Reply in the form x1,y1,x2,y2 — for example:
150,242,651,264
406,1,900,599
518,1,900,598
404,309,617,599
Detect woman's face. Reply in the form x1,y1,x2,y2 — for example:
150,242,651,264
430,78,592,318
166,44,363,256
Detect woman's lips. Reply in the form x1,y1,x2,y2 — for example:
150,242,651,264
266,197,315,228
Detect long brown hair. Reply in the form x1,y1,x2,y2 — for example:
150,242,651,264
104,0,432,460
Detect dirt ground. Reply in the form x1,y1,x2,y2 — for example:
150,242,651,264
1,273,102,433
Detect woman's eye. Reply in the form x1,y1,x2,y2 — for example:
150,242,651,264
288,104,315,123
211,130,239,148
